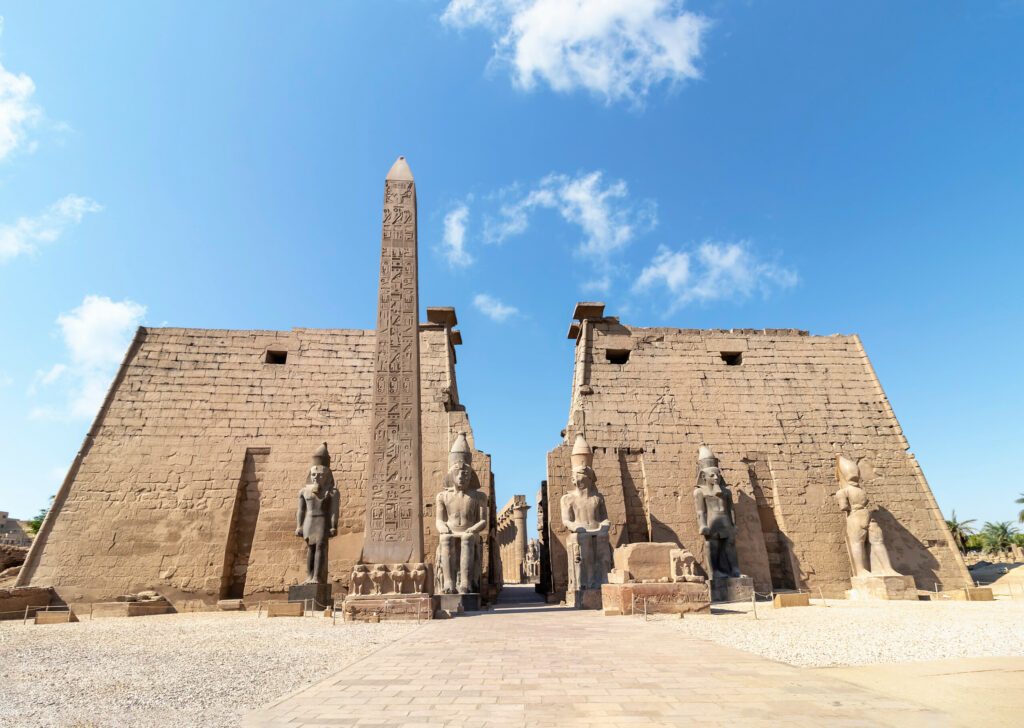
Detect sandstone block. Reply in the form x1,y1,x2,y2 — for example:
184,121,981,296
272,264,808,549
266,601,304,617
612,542,677,582
601,582,710,616
773,592,810,608
35,610,78,624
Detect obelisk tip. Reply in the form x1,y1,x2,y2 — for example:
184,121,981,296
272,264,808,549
386,156,414,181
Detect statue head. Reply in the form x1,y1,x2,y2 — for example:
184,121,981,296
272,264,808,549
836,455,860,485
446,432,474,491
698,466,725,492
353,564,368,575
571,464,597,491
308,464,328,492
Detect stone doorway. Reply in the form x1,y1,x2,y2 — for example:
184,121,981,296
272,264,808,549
220,448,269,600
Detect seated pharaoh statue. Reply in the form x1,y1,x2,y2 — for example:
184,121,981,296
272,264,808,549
693,446,741,580
435,432,488,595
561,434,612,598
834,455,900,577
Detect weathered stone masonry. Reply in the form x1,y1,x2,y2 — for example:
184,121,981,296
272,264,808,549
18,321,495,607
544,306,970,599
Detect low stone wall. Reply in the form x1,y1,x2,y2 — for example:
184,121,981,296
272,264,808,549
0,586,54,620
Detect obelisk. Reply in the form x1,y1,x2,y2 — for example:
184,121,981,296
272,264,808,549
363,156,424,565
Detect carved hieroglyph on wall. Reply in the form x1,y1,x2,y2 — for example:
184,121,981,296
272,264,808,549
363,161,424,564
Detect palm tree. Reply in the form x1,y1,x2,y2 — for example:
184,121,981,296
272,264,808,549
946,512,977,553
1016,493,1024,524
979,521,1020,554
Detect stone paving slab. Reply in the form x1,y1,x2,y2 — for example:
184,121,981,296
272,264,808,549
245,589,948,727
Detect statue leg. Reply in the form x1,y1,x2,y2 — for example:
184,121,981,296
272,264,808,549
458,534,475,594
847,520,870,576
567,534,581,592
723,533,741,578
313,540,328,585
306,543,316,582
867,520,898,575
439,534,457,594
708,538,727,579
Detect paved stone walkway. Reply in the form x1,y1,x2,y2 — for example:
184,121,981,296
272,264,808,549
245,586,947,727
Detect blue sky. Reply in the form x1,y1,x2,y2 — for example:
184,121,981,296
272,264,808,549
1,2,1022,538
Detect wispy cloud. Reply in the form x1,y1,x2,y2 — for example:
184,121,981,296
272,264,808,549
486,171,655,258
442,0,709,106
0,370,12,388
0,194,103,263
473,293,519,322
442,202,474,267
0,19,42,161
633,241,797,311
29,295,146,421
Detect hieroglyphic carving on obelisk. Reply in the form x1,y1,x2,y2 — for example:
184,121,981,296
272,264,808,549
363,156,424,564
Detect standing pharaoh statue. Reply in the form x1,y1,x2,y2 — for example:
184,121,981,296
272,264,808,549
561,434,612,603
834,455,900,577
693,446,741,580
435,432,488,595
295,442,339,584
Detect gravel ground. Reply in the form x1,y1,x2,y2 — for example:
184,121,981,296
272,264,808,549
660,597,1024,667
0,611,419,727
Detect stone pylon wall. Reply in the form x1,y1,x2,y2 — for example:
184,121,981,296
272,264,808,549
19,323,494,606
544,317,970,599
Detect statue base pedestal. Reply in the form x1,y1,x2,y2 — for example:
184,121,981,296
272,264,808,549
288,583,333,609
710,576,753,603
601,582,710,616
437,593,480,613
341,593,433,622
567,588,603,609
846,575,917,601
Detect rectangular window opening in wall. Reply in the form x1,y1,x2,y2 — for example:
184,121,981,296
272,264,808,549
606,349,630,365
721,351,742,366
265,350,288,365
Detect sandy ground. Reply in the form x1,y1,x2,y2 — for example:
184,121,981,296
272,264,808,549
0,611,420,728
661,597,1024,667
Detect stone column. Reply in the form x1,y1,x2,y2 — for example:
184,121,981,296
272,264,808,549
513,504,529,583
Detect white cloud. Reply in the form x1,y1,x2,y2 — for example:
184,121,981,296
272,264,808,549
486,171,654,258
473,293,519,322
442,203,474,267
633,241,797,310
0,194,103,263
442,0,709,105
30,295,146,421
0,370,12,388
0,19,42,161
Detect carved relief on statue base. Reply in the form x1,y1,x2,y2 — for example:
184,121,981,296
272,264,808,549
847,574,918,601
341,592,433,622
349,563,430,596
601,582,711,616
